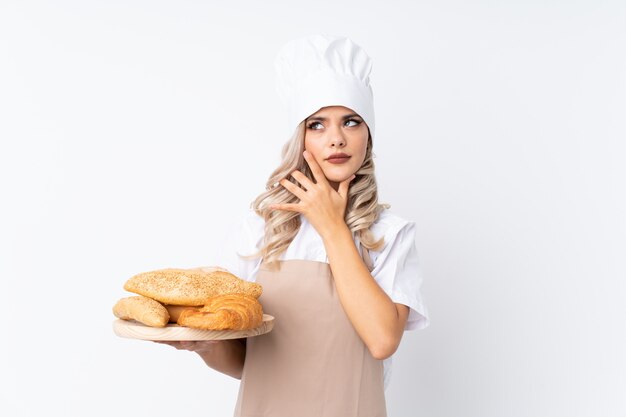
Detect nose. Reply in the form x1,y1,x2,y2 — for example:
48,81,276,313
330,133,346,148
330,136,346,148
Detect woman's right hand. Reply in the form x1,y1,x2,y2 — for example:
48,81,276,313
154,340,222,353
154,339,247,379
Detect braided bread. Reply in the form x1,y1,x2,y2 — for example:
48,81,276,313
177,294,263,330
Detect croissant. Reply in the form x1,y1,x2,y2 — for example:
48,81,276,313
124,268,262,306
177,294,264,330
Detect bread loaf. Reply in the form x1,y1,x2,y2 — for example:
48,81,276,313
177,294,263,330
164,305,194,323
124,268,262,306
113,296,170,327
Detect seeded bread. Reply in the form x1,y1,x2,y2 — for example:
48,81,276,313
124,268,262,306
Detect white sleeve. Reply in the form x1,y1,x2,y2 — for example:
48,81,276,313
215,209,264,282
371,221,430,331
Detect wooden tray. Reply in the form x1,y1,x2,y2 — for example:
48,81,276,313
113,314,274,341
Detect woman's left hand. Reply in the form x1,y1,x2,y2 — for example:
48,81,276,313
270,150,355,239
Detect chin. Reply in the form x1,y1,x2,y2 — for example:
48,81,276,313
322,167,357,184
326,175,351,183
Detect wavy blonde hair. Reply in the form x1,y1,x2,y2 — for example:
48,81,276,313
249,120,388,268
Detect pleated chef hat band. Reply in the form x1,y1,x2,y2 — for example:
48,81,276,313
274,34,376,139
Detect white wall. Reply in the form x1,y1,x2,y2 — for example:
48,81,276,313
1,1,624,416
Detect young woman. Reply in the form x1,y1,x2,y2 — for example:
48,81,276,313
162,35,429,417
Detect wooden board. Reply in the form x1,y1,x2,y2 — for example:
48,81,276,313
113,314,275,341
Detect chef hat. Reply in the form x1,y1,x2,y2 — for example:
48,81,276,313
274,34,375,139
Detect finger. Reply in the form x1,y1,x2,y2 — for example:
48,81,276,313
194,340,221,351
279,178,307,200
179,340,199,350
338,174,356,199
290,170,315,190
189,266,228,273
303,150,328,186
269,203,302,212
154,341,184,350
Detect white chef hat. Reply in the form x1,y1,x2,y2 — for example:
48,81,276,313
274,34,375,139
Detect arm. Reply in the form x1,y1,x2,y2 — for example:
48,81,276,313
322,225,409,360
157,339,246,379
270,151,408,360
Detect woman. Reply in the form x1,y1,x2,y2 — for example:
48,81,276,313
163,35,429,417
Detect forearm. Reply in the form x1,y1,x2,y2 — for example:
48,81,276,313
322,224,405,359
196,339,246,379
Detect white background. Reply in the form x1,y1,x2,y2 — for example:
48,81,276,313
1,1,625,416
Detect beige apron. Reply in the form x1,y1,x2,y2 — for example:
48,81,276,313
234,247,387,417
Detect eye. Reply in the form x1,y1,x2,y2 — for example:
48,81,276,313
307,121,323,130
306,119,362,130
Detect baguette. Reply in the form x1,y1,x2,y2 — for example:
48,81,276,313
113,296,170,327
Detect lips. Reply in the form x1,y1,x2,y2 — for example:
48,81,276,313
326,153,351,164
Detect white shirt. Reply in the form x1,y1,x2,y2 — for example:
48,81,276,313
216,208,430,389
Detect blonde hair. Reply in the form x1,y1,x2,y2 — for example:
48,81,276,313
249,121,388,268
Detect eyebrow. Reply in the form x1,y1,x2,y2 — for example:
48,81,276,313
306,113,362,122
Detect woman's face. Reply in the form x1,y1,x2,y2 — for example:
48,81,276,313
304,105,369,189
